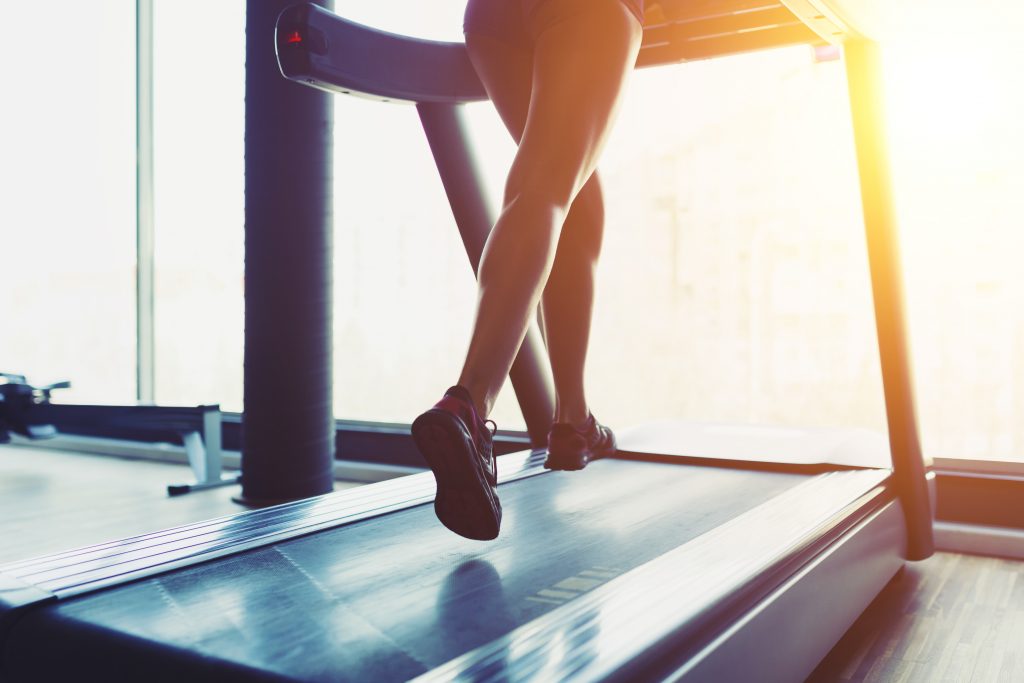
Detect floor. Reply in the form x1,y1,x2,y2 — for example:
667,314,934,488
808,552,1024,682
3,444,1022,681
0,443,360,564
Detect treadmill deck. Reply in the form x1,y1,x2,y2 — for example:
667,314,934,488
4,459,807,681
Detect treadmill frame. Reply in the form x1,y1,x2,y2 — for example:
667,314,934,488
274,1,934,559
0,459,901,682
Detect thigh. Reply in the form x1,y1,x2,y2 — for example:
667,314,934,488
464,32,533,145
508,0,642,205
464,0,531,67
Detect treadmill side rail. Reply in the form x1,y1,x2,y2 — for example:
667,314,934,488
0,450,548,601
666,500,905,682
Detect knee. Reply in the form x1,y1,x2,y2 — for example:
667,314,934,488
503,162,578,218
501,177,573,235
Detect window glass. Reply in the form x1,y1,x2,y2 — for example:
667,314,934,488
884,9,1024,461
0,1,136,403
325,3,883,433
331,4,1024,462
152,0,245,411
330,2,523,427
592,47,886,433
142,2,1024,462
331,95,524,427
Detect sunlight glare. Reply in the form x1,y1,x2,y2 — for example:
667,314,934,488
880,3,1024,165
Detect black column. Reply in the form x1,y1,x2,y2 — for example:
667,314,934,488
240,0,335,504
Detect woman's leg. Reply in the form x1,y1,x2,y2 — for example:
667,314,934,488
541,175,604,427
460,28,608,428
459,0,642,418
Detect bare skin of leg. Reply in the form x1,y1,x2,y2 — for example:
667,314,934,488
460,30,608,428
542,178,605,426
457,2,641,420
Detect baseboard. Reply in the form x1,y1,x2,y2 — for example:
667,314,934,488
934,520,1024,560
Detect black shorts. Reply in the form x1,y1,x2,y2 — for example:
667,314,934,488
464,0,644,45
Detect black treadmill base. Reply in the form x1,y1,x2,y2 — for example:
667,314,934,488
2,460,804,682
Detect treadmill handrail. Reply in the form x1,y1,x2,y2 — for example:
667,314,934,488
274,2,823,103
276,3,486,104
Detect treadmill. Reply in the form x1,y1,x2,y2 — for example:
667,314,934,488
0,2,934,681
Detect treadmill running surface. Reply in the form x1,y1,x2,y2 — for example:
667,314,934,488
4,459,807,682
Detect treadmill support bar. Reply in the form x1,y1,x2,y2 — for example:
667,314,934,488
844,39,934,560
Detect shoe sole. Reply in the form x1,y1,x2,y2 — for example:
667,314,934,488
411,409,501,541
545,431,617,471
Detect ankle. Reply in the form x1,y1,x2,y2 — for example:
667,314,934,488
449,383,489,422
554,409,590,430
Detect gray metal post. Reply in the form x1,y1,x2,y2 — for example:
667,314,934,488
167,406,240,497
201,405,223,482
136,0,155,404
844,40,934,560
416,102,555,447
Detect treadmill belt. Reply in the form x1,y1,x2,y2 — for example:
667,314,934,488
6,460,807,682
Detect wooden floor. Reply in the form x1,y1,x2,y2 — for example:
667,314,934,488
0,443,360,564
3,444,1023,681
809,552,1024,682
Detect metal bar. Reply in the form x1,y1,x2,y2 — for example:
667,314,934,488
201,406,223,482
658,0,789,21
166,475,241,497
415,102,555,447
135,0,155,404
843,39,934,560
640,5,801,45
166,406,235,496
181,431,207,482
636,22,820,67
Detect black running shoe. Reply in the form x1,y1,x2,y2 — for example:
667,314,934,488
412,385,501,540
544,414,616,471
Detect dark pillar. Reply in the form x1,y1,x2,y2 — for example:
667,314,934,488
240,0,335,504
845,39,934,560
